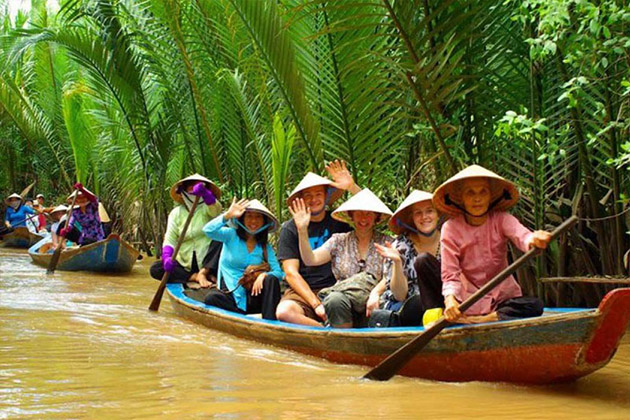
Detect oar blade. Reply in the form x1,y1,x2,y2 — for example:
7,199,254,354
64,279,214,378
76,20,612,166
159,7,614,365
46,247,62,274
148,272,169,312
363,319,448,381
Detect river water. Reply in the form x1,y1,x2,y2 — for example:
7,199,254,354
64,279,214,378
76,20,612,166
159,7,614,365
1,248,629,419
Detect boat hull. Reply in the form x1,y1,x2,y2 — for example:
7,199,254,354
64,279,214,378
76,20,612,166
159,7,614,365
0,227,45,248
28,234,139,273
167,285,630,384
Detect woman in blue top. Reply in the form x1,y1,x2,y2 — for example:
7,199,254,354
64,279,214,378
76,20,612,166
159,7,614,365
4,193,37,230
203,198,283,320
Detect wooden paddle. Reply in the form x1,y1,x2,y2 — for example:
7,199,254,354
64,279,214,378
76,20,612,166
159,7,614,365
47,189,79,274
19,181,36,200
363,215,578,381
149,195,200,312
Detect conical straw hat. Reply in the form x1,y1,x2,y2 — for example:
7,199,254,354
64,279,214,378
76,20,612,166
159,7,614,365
433,165,519,217
332,189,392,225
228,199,279,233
98,202,111,223
287,172,337,207
389,190,435,235
170,173,221,204
67,187,97,202
4,193,22,205
51,205,68,215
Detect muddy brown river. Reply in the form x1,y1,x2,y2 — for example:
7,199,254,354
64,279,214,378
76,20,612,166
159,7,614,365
1,248,629,419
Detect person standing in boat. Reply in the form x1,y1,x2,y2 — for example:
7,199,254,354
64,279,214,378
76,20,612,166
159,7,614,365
433,165,551,324
59,183,105,246
291,189,393,328
4,193,37,232
368,190,445,327
202,198,282,320
275,161,362,326
149,174,223,287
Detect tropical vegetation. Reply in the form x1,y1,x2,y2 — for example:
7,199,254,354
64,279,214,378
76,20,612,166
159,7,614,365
0,0,628,305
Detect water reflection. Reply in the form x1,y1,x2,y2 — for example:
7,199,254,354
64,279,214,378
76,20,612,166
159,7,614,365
1,249,629,419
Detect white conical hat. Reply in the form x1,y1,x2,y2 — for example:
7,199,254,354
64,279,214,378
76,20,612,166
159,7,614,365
389,190,435,234
433,165,519,217
229,199,279,233
50,205,68,215
4,193,22,205
332,189,392,225
287,172,337,207
170,173,221,204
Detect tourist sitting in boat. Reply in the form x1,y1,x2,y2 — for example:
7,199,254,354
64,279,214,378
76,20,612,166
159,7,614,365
433,165,551,324
23,198,41,233
275,161,361,326
290,189,393,328
367,190,445,327
60,183,106,246
202,198,282,320
149,174,223,287
49,205,69,250
4,193,37,232
33,194,48,232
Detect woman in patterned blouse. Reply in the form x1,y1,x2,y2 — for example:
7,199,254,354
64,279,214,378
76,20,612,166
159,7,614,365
290,189,393,328
369,190,445,325
60,183,105,246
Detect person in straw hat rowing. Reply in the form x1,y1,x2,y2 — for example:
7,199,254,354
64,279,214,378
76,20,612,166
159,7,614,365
290,188,393,328
4,193,38,232
149,174,222,287
275,161,362,326
202,198,283,320
433,165,552,324
60,183,106,245
366,190,445,327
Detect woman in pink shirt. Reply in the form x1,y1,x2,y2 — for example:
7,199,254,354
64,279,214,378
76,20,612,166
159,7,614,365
433,165,551,324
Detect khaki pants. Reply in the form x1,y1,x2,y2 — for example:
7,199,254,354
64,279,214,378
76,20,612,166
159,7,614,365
318,272,378,327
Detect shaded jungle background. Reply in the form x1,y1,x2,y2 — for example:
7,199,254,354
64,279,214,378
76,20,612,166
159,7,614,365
0,0,628,305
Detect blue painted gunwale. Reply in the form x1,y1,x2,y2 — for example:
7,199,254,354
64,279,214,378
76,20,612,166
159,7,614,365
166,283,598,353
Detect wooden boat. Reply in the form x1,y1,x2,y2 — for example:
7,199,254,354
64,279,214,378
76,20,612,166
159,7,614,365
28,234,140,273
0,227,45,248
166,284,630,384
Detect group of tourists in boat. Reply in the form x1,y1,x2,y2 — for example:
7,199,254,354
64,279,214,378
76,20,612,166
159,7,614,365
2,183,111,251
151,162,553,328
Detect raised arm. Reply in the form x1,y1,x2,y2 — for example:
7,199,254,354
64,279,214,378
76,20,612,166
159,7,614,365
375,242,408,301
202,198,249,243
289,198,331,266
74,183,97,203
325,160,361,203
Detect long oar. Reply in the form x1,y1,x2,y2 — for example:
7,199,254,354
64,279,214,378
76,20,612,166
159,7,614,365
47,190,79,274
0,213,42,235
363,215,578,381
149,195,200,312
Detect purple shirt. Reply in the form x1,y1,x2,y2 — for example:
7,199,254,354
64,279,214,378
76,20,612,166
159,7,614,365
68,201,105,245
441,211,534,315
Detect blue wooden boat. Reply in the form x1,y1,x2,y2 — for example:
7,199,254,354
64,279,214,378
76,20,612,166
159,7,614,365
28,234,139,273
166,284,630,384
0,227,46,248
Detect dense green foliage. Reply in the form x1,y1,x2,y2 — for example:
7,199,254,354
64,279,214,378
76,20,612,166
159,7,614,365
0,0,628,301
